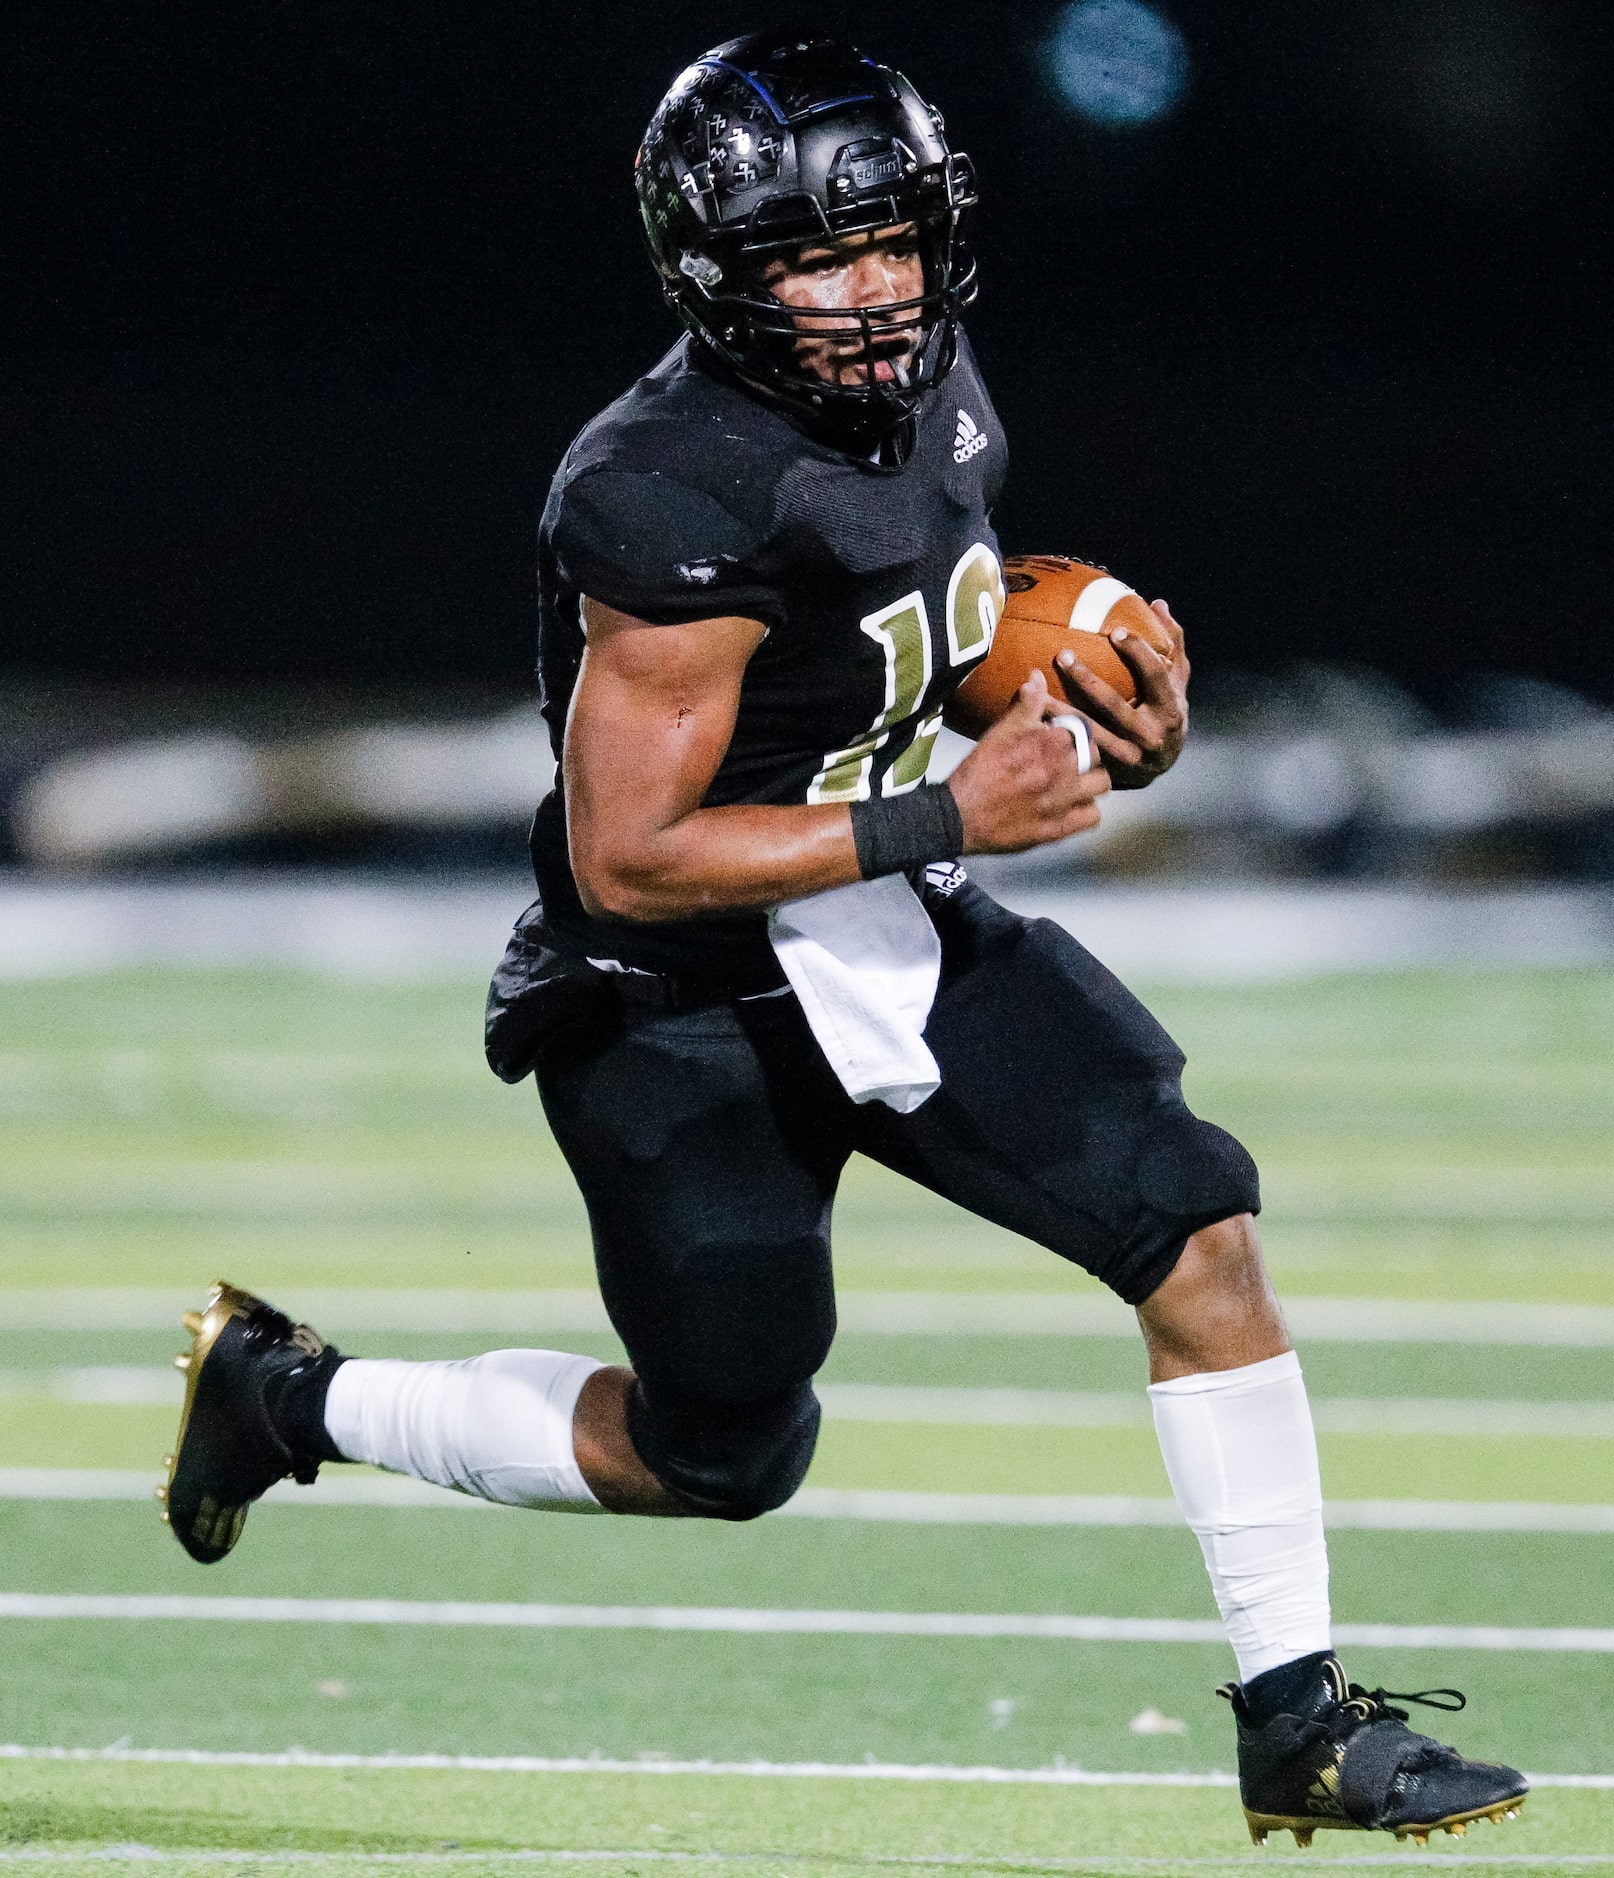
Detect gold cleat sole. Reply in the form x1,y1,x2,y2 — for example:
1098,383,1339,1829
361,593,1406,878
160,1281,260,1556
1245,1795,1525,1848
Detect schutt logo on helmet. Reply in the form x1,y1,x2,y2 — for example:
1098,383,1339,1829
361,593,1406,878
850,150,902,190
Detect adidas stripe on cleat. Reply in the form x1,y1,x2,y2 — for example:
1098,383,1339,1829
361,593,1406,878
162,1282,345,1564
1221,1651,1527,1850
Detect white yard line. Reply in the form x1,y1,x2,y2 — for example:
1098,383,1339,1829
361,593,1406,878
7,1469,1614,1533
1308,1398,1614,1438
0,1368,183,1405
816,1387,1614,1439
789,1492,1614,1533
14,1370,1614,1439
4,1591,1614,1656
0,1740,1604,1799
0,1289,618,1335
5,878,1613,982
8,1289,1614,1345
0,1468,472,1507
0,1860,1608,1875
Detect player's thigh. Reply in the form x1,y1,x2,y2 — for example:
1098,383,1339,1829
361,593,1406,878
857,884,1260,1306
535,995,853,1402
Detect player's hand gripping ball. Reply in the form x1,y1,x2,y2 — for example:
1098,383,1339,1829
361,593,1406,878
951,556,1176,738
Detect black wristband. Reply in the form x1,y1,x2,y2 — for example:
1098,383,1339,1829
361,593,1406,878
848,783,965,880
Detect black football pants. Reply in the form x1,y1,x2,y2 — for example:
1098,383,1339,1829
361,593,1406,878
534,879,1260,1519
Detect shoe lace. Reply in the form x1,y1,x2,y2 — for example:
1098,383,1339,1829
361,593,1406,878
1340,1683,1467,1728
244,1300,326,1357
1215,1676,1468,1761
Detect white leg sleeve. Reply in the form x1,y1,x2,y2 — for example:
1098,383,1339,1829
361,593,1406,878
1148,1350,1331,1682
324,1349,604,1511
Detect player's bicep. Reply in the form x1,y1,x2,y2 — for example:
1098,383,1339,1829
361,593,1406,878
564,598,766,906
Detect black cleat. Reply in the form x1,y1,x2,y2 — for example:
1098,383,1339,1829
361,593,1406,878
161,1281,344,1563
1221,1652,1528,1848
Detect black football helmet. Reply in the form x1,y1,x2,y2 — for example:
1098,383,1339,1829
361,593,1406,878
636,32,978,428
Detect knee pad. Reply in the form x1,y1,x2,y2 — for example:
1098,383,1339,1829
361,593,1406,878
626,1378,820,1521
1136,1110,1261,1226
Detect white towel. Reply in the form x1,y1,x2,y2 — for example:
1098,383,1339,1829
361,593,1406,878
767,874,942,1113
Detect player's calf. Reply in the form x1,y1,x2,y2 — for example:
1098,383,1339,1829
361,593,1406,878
1222,1651,1527,1848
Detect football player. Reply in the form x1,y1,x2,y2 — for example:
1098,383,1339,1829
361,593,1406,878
162,33,1525,1849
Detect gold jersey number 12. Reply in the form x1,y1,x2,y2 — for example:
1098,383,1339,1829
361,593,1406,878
806,543,1005,804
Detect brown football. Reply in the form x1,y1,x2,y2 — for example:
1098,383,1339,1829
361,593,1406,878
951,555,1173,738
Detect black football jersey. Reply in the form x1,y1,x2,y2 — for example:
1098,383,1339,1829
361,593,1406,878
532,330,1008,980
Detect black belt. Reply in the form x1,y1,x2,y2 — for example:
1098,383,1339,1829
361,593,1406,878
606,967,791,1012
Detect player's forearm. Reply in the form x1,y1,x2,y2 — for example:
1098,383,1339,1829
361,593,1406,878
570,801,862,923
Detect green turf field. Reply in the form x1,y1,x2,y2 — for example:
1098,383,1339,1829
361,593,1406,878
2,965,1612,1873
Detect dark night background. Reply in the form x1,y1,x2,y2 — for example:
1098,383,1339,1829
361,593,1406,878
8,1,1611,705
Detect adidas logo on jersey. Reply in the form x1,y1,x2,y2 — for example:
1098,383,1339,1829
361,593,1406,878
952,409,989,463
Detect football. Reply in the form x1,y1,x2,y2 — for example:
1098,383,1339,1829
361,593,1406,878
950,555,1173,738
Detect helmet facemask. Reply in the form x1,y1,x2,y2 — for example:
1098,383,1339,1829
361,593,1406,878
683,214,975,428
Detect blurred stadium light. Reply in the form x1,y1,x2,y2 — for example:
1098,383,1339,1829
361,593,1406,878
8,679,1614,878
1047,0,1190,126
943,709,1614,872
14,709,553,866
